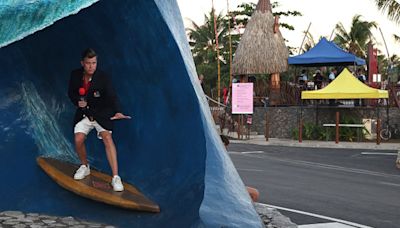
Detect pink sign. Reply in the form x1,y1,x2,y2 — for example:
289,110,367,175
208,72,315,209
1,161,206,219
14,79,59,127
232,83,253,114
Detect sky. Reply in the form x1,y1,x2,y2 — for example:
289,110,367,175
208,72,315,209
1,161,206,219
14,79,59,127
176,0,400,56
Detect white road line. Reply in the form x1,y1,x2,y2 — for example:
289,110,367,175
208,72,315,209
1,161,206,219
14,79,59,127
228,151,264,154
379,181,400,187
236,168,264,172
361,152,397,156
299,222,356,228
262,203,373,228
263,156,400,179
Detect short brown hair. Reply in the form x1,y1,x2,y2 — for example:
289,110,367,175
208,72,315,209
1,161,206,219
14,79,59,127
81,48,97,60
220,135,230,146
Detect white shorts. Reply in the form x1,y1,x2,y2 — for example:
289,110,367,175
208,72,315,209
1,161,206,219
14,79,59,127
74,117,112,139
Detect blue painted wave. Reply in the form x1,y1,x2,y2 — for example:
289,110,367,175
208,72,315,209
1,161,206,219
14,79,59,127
0,0,262,227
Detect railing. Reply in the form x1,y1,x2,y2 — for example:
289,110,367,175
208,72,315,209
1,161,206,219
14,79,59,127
205,95,250,139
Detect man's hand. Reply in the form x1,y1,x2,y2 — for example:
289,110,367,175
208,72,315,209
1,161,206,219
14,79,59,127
78,100,87,108
110,112,131,120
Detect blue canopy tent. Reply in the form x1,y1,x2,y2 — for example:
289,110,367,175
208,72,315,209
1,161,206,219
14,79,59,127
288,37,366,66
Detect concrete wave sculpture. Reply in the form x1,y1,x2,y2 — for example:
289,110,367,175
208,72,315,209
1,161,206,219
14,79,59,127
0,0,262,227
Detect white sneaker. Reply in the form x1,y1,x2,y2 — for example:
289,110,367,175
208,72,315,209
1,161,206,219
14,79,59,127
111,175,124,192
73,165,90,180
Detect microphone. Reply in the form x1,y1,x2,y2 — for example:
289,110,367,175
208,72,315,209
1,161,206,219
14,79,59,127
79,87,86,101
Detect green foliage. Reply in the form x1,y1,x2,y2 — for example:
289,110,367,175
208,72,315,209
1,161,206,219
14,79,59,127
374,0,400,24
187,1,302,99
333,15,377,58
292,122,324,140
292,115,369,142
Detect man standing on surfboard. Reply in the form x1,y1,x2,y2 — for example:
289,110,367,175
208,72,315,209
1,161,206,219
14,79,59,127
68,48,130,192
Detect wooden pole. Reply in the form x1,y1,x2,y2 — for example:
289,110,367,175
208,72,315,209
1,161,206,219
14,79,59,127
227,0,233,88
299,101,303,143
377,105,381,145
237,115,241,140
211,0,221,104
265,112,269,141
335,111,339,144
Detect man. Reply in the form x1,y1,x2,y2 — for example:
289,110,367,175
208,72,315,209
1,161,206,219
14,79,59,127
298,69,308,89
357,68,367,83
68,48,130,191
328,68,337,83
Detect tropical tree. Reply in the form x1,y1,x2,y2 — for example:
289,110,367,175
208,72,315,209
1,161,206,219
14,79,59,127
186,2,302,97
333,15,377,58
374,0,400,23
374,0,400,77
187,12,230,96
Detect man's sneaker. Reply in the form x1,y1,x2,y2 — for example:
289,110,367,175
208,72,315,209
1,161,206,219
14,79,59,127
73,165,90,180
111,175,124,192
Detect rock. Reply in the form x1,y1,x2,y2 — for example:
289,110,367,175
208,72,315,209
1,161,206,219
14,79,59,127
254,203,298,228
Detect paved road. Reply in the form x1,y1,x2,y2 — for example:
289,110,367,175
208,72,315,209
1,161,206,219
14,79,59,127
228,143,400,228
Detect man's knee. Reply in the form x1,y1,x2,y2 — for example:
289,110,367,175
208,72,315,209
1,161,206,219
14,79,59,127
100,132,113,145
75,133,86,145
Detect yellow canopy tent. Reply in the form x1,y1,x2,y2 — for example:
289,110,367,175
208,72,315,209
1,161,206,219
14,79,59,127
302,68,388,99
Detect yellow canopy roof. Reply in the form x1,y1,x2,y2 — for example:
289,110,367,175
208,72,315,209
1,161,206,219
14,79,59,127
302,68,388,99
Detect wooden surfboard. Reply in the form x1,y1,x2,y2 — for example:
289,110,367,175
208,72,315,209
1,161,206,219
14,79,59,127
37,157,160,213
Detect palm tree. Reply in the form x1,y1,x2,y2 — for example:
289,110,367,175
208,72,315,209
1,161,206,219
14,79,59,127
187,11,229,96
333,15,377,58
394,34,400,43
374,0,400,23
187,12,227,65
374,0,400,51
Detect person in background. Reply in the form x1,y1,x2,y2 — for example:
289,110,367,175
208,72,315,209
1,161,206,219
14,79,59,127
328,68,337,83
220,135,260,202
198,74,205,91
313,70,323,89
223,87,229,105
298,69,308,89
357,68,367,83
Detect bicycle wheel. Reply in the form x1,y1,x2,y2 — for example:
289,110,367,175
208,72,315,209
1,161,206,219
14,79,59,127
380,128,391,140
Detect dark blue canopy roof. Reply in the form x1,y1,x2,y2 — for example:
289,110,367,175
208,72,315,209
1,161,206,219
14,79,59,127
288,37,366,66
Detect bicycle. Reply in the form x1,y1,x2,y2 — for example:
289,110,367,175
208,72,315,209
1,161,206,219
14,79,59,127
380,123,400,141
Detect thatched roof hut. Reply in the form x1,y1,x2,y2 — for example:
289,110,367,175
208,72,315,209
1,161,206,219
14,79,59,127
232,0,289,75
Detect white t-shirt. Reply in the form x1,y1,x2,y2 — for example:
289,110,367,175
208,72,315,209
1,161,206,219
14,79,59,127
329,72,335,80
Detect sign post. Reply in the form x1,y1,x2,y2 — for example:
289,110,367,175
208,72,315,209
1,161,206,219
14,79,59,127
232,83,253,139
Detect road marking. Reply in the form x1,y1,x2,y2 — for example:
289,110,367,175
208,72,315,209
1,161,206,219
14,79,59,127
299,222,356,228
361,152,397,156
228,151,264,154
263,203,372,228
262,156,400,179
379,181,400,187
236,168,264,172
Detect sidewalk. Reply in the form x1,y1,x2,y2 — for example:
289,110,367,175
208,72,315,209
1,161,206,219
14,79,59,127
230,135,400,151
